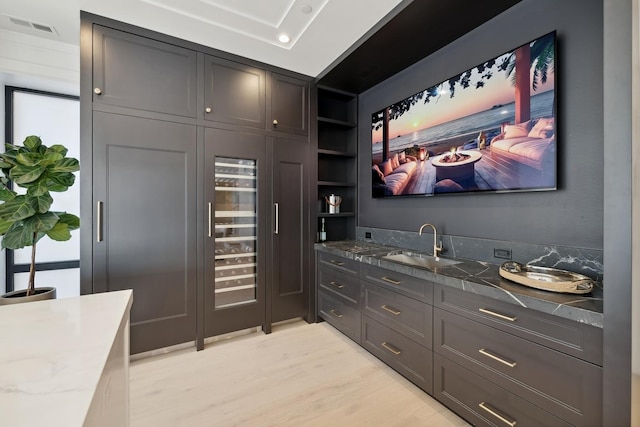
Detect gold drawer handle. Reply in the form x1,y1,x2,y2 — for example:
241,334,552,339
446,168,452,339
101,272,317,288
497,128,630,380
381,276,401,285
479,348,517,368
330,309,343,318
329,281,344,289
330,260,345,266
381,304,401,316
479,308,518,322
381,341,402,356
478,402,517,427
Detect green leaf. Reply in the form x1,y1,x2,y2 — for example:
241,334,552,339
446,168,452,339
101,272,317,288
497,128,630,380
48,145,68,157
56,213,80,230
0,186,16,201
10,164,46,185
16,152,43,166
51,158,80,173
26,180,49,197
39,152,64,166
46,172,75,190
1,222,33,249
0,218,12,235
0,195,36,221
23,135,42,151
28,192,53,213
46,221,71,241
24,212,58,233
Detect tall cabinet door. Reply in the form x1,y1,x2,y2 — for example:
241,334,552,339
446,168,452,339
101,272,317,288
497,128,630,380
204,128,267,337
93,112,198,355
270,138,310,323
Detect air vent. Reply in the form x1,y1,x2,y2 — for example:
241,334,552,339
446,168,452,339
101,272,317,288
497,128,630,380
5,15,57,35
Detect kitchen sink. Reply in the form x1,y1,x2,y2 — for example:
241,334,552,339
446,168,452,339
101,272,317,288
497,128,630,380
382,251,462,270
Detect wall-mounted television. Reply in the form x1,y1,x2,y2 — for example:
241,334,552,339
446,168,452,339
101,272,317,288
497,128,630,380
371,31,557,197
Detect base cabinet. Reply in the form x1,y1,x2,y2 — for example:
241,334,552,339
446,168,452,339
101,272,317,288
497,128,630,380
315,249,604,427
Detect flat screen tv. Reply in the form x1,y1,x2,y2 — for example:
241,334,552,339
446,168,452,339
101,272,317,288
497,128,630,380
371,31,557,197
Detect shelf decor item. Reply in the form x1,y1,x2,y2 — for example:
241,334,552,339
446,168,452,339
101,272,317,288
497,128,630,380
0,135,80,305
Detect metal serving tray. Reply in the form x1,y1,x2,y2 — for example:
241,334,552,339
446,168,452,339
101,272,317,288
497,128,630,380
499,261,595,294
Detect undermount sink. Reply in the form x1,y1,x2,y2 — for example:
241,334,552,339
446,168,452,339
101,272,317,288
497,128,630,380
382,251,462,270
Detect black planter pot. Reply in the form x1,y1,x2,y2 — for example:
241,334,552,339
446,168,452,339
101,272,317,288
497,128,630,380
0,287,57,305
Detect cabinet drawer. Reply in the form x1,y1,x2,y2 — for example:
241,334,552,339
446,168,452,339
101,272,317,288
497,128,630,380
434,354,571,427
318,252,359,276
363,282,432,348
434,308,602,426
434,284,602,365
319,290,361,343
318,266,360,305
361,316,433,394
361,264,433,304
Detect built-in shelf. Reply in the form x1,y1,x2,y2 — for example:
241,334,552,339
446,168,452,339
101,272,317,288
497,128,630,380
317,212,356,218
318,149,356,157
318,116,356,128
318,181,355,187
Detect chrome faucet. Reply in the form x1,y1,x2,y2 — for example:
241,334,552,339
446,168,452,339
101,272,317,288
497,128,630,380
418,223,443,260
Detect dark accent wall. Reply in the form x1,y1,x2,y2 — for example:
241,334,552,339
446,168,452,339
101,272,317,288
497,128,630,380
357,0,603,250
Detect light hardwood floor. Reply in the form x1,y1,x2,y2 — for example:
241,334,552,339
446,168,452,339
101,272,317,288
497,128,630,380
130,321,469,426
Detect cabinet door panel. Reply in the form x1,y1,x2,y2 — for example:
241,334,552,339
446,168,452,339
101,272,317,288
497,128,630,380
204,56,265,128
93,25,197,117
93,112,197,354
271,138,309,322
269,73,308,136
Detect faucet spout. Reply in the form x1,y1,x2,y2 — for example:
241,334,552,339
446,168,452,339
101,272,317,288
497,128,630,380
418,223,443,260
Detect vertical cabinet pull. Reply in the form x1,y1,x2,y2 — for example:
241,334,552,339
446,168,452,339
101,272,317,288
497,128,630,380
274,203,279,234
96,201,103,242
478,402,517,427
208,202,212,237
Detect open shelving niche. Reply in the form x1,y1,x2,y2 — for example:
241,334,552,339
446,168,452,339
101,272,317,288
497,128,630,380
316,86,357,241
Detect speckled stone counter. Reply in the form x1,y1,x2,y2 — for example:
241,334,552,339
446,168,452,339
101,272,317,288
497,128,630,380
315,240,603,328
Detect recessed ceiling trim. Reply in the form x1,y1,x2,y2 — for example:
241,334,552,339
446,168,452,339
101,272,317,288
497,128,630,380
139,0,327,50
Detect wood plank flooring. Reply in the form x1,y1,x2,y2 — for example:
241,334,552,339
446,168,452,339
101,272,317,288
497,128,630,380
130,321,468,426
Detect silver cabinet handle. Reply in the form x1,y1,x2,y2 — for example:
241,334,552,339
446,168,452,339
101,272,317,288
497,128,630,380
94,87,102,95
272,119,278,126
208,202,212,237
381,342,402,355
329,260,344,266
381,276,401,285
205,107,212,113
381,304,401,316
96,201,103,242
479,308,517,322
329,281,344,289
274,203,279,234
330,309,342,318
478,402,517,427
479,348,517,368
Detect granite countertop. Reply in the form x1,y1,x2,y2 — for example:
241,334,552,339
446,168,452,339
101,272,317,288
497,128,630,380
315,240,603,328
0,290,133,426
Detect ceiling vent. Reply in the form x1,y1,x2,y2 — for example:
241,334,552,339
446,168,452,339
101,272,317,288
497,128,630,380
6,15,57,35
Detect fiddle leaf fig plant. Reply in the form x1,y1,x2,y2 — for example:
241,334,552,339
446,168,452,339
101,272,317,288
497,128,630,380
0,135,80,296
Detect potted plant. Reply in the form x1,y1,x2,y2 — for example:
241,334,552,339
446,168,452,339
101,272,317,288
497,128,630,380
0,135,79,305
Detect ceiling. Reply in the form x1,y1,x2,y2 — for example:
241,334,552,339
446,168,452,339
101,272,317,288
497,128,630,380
0,0,405,78
0,0,521,93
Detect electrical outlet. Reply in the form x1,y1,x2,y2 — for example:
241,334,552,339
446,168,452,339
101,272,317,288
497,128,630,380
365,232,372,239
494,248,512,260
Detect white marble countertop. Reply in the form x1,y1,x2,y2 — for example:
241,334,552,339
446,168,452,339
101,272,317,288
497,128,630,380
0,290,133,426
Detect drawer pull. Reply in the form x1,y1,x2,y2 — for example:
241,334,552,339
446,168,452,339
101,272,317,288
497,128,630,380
329,281,344,289
330,309,343,318
381,304,401,316
479,308,518,322
381,342,402,356
330,260,345,266
479,348,517,368
381,276,401,285
478,402,517,427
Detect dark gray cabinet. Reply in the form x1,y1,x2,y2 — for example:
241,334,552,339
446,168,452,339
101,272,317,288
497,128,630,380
270,138,311,324
268,72,309,136
92,25,198,118
92,111,198,355
204,56,266,128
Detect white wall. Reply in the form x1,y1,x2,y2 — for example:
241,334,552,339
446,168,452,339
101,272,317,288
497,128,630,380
0,29,79,295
